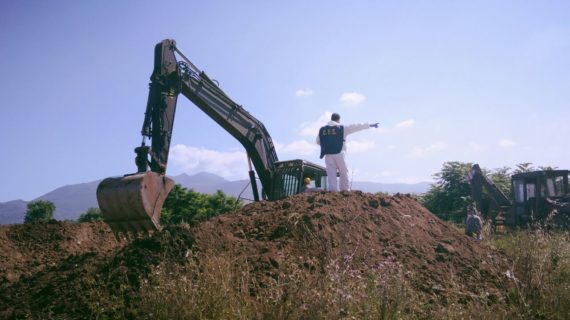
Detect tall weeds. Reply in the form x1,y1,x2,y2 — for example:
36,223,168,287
492,230,570,319
138,253,418,319
135,230,570,319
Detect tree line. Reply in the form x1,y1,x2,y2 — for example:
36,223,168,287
22,185,243,224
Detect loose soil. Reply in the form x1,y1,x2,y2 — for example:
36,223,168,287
0,191,513,319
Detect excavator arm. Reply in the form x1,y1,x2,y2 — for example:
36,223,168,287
468,164,511,209
467,164,512,228
137,40,279,181
97,39,280,233
176,53,279,198
137,39,278,197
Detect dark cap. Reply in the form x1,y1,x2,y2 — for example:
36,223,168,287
331,113,340,121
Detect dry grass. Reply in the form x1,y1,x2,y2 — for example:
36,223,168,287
130,230,570,319
138,253,420,320
491,229,570,319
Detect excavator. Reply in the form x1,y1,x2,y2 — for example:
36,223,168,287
468,164,570,230
97,39,327,234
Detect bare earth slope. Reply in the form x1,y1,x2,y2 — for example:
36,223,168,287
0,191,511,318
193,191,510,300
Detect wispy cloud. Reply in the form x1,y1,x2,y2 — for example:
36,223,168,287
395,119,415,129
275,139,319,156
498,139,516,148
339,91,366,106
412,141,447,158
295,88,314,97
169,144,248,180
299,112,332,137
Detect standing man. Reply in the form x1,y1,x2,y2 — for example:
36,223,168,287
316,113,379,191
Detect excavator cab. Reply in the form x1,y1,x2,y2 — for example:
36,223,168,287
270,160,327,200
511,170,569,224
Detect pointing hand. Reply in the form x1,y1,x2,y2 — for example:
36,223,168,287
370,123,379,128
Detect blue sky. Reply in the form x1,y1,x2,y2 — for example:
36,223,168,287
1,1,569,202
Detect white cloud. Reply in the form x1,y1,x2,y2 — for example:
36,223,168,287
498,139,516,148
299,112,332,137
339,92,366,106
295,88,314,97
412,141,447,158
395,119,415,129
346,140,375,153
169,144,249,180
275,139,319,156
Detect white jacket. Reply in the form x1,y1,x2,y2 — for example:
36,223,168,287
316,120,370,152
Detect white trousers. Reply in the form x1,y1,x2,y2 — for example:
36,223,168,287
324,152,349,191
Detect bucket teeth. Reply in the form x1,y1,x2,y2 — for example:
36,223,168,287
96,172,175,235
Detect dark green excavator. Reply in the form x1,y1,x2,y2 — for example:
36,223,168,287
96,39,326,234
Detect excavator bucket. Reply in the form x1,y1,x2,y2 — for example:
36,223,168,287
96,172,175,234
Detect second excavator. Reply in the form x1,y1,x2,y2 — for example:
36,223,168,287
97,39,327,234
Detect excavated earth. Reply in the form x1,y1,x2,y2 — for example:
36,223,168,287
0,191,513,319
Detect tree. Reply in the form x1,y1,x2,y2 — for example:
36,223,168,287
419,162,473,222
78,207,103,223
160,185,242,225
489,166,512,198
24,200,56,223
204,190,242,219
514,162,534,174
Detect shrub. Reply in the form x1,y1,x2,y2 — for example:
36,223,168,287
78,207,103,223
24,200,55,223
160,185,242,224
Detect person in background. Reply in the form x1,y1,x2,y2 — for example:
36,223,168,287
316,113,379,192
465,203,483,240
303,177,312,192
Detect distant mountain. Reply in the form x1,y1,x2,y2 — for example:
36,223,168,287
0,200,27,224
174,173,257,200
38,180,101,221
0,173,431,224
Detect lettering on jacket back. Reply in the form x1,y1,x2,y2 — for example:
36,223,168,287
319,125,344,158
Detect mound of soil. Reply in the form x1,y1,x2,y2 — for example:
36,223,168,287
0,221,122,284
0,191,512,318
1,223,194,319
193,191,511,300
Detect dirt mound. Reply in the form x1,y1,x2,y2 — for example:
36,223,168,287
0,192,512,318
1,224,194,319
0,221,121,284
193,191,510,300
